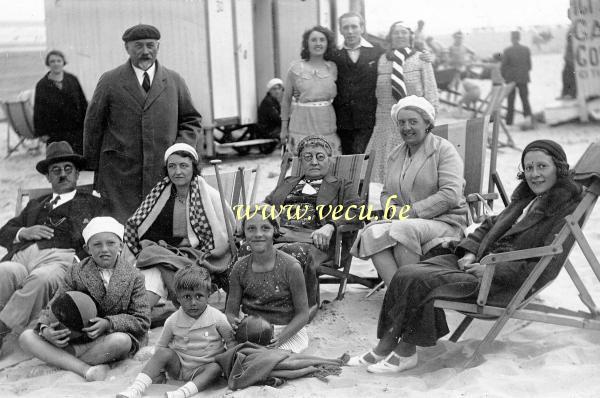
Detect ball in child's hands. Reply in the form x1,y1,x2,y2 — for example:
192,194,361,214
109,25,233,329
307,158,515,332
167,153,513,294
235,315,274,346
51,291,99,333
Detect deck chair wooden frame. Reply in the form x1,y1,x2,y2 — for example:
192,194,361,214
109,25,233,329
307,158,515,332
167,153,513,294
206,160,261,258
434,142,600,368
15,183,94,215
278,152,377,300
2,99,41,158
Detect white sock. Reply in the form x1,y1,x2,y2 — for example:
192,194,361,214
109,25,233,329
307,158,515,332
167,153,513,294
117,373,152,398
165,382,198,398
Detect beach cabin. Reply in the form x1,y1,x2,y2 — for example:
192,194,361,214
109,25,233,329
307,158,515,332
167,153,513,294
44,0,353,156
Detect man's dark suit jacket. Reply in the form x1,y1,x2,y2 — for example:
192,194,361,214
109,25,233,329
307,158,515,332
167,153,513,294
331,45,384,131
0,192,104,261
501,44,531,84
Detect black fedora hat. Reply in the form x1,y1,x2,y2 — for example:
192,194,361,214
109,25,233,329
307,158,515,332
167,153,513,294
36,141,86,174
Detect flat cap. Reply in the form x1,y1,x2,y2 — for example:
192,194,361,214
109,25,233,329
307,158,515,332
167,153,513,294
122,24,161,42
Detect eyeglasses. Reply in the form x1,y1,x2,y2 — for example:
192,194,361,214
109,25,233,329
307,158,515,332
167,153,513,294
301,153,328,162
48,165,74,176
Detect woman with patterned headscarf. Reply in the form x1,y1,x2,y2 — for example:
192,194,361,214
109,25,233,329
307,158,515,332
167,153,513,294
124,143,235,311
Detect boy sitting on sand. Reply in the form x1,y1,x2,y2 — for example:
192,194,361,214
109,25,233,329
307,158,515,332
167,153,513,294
117,266,235,398
19,216,150,381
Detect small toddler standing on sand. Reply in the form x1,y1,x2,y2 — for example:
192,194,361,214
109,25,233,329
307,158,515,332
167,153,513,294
118,266,235,398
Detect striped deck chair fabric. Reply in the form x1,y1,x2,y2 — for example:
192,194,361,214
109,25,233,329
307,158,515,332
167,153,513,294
288,154,370,200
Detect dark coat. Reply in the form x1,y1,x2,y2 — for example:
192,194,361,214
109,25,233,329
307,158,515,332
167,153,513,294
257,93,281,137
377,177,583,347
264,174,362,229
501,43,532,84
83,60,202,223
0,192,105,261
34,71,88,154
331,45,384,130
39,255,150,353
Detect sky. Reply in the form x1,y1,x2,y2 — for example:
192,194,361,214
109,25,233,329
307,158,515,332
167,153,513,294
365,0,571,35
0,0,571,33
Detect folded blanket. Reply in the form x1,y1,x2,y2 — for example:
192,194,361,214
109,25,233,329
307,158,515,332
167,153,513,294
214,342,344,390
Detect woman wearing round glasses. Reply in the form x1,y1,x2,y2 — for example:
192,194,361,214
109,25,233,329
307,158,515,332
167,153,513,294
247,136,360,310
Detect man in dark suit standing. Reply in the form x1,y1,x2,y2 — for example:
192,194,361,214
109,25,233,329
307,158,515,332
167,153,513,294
0,142,104,348
331,12,383,154
501,31,533,126
84,24,202,223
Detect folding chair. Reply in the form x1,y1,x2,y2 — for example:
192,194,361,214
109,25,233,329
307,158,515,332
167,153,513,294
278,152,378,300
1,99,41,158
205,160,262,258
434,142,600,368
15,184,94,215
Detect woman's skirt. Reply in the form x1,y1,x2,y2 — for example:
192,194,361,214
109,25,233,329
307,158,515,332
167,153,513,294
274,324,309,353
288,102,340,155
377,254,480,347
351,218,462,259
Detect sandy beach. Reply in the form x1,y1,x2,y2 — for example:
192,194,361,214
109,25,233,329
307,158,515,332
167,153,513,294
1,50,600,397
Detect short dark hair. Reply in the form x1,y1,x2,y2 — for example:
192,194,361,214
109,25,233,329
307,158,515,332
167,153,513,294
338,12,365,28
173,266,211,294
45,50,67,67
240,204,282,239
517,148,570,181
301,26,336,61
164,150,201,178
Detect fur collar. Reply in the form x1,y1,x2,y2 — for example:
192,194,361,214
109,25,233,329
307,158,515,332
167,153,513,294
510,177,582,216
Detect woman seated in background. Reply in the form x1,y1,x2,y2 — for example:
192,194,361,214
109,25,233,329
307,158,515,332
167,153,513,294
366,21,439,184
348,140,582,373
351,96,467,287
227,208,309,353
124,143,235,310
280,26,341,155
257,78,284,140
257,136,360,309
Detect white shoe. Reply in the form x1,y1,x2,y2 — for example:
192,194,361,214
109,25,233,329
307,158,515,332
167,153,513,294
367,352,418,373
347,350,385,367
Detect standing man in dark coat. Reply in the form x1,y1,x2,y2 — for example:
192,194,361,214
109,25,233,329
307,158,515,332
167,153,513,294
501,31,532,126
0,141,104,348
331,12,383,154
84,24,202,223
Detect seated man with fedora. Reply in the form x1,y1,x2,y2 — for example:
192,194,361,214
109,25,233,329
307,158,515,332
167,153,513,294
0,141,105,350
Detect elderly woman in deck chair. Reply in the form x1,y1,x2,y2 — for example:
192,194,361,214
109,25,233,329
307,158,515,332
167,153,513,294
239,136,361,311
348,140,582,373
124,143,235,311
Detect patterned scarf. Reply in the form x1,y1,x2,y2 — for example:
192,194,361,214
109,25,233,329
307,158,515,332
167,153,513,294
391,47,410,101
124,176,214,255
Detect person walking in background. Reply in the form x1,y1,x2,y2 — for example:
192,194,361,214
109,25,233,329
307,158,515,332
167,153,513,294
447,31,475,73
501,30,533,127
559,25,576,100
84,24,202,223
413,20,426,51
280,26,340,155
34,50,88,154
331,12,384,154
366,21,438,184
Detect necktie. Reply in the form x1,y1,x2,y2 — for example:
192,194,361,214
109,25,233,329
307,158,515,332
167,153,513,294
142,72,151,92
45,195,61,210
391,48,409,101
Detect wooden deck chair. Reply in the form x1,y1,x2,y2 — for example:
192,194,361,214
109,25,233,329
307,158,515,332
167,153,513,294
15,184,94,215
1,99,41,158
434,142,600,368
277,152,377,300
205,160,261,258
